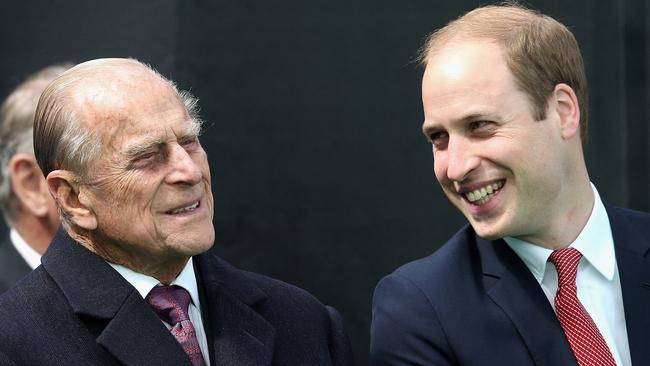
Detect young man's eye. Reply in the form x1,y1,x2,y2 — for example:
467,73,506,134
428,131,449,149
469,121,492,131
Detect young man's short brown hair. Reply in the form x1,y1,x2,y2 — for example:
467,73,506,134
420,4,589,142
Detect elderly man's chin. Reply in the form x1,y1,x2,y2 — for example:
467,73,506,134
163,221,215,257
156,202,215,255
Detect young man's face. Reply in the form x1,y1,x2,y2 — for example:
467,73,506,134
421,39,574,245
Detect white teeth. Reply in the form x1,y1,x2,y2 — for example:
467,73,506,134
169,201,199,214
464,181,504,204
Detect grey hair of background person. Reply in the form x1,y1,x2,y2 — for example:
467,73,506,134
31,59,203,225
0,64,72,225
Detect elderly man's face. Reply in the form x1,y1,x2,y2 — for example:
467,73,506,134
421,40,574,245
80,75,214,264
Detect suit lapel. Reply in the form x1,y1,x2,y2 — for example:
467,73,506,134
607,205,650,365
41,229,191,365
477,236,577,366
195,252,275,366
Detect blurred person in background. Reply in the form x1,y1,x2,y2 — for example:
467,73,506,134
0,63,71,293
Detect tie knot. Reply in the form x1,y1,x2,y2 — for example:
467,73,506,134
548,247,582,288
146,285,192,325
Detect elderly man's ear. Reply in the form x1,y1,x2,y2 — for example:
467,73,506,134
9,153,53,218
46,169,98,230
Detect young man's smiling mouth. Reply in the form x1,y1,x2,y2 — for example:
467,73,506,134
463,181,504,206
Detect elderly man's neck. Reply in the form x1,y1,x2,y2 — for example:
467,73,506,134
68,230,189,284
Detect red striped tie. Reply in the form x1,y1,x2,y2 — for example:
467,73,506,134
146,285,206,366
549,248,616,366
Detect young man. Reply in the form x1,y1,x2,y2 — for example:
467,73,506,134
371,5,647,366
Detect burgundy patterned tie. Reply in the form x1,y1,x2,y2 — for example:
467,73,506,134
146,285,206,366
549,248,616,366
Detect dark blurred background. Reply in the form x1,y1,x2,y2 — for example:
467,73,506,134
0,0,648,364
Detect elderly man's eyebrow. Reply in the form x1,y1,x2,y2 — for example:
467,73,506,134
123,121,201,159
176,119,202,142
124,138,166,159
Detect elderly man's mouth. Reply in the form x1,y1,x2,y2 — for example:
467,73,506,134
464,181,504,206
167,201,200,215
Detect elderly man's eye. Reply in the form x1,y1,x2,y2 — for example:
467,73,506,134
138,152,158,161
180,137,199,149
129,151,159,169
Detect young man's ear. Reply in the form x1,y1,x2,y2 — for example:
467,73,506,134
552,83,581,140
9,153,51,218
47,170,97,230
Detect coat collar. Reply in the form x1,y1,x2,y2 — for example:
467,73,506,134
477,233,577,366
41,229,193,365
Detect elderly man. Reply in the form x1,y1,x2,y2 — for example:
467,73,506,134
0,64,69,293
371,4,649,366
0,58,352,365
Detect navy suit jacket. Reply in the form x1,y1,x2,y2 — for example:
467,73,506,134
370,204,650,365
0,229,353,365
0,235,31,294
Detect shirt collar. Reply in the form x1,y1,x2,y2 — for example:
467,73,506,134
505,183,615,283
108,257,202,311
9,228,42,270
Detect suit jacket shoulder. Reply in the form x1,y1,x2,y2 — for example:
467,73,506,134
371,224,575,366
371,204,650,366
371,225,484,365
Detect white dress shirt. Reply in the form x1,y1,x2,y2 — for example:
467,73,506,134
504,184,631,366
108,258,210,365
9,228,41,270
